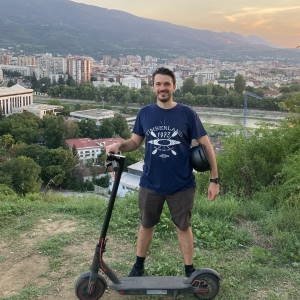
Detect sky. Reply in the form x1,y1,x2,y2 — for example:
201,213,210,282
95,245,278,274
71,0,300,48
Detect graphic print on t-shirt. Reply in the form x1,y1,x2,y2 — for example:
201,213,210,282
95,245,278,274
146,122,183,158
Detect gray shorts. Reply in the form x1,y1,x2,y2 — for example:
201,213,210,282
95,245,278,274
138,187,195,231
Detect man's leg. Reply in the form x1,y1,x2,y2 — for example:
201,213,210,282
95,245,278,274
129,187,164,277
177,226,194,265
129,225,154,277
177,226,196,276
166,187,196,276
136,225,154,257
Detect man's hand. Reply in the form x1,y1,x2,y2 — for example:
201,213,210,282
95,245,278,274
106,142,121,155
208,183,219,201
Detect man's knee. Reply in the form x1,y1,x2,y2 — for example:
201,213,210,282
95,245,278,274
176,225,191,233
140,224,155,231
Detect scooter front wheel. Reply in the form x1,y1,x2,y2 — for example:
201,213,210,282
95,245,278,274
192,273,220,299
75,272,107,300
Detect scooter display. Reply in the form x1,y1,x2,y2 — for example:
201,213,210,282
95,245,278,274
75,153,220,299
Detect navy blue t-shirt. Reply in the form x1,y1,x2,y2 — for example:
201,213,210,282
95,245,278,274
133,103,207,194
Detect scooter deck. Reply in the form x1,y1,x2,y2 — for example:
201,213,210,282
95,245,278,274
110,276,191,295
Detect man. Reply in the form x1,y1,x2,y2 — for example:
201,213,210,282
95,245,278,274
106,67,219,277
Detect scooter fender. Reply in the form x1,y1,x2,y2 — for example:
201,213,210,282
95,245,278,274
184,268,221,284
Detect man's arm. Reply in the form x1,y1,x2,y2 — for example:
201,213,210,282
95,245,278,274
197,135,218,178
106,133,144,154
197,135,219,200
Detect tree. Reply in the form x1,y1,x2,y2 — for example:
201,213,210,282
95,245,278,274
30,73,40,90
78,119,98,138
40,147,77,186
43,115,65,148
98,119,114,138
124,149,144,169
234,74,246,95
1,156,41,194
43,165,65,187
139,85,154,105
13,144,48,166
39,77,51,93
1,112,42,144
181,77,196,94
66,76,76,86
58,76,65,85
182,92,195,105
280,93,300,113
111,114,131,138
64,119,80,139
0,134,15,151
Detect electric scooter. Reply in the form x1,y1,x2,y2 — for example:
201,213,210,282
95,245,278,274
75,153,221,299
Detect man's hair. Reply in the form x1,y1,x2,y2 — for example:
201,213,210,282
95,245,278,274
152,67,176,85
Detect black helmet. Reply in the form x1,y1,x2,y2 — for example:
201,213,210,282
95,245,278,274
190,144,210,172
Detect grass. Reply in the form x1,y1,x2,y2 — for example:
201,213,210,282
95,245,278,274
0,190,299,299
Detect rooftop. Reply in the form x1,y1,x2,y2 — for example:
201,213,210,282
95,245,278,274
127,160,144,172
65,137,123,150
0,84,33,97
70,109,115,121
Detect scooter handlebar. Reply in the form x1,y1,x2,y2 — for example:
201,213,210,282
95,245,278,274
105,153,126,172
106,152,125,161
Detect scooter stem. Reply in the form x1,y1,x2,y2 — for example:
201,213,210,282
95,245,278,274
100,154,125,238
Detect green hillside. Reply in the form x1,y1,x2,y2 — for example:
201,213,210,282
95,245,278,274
0,118,299,299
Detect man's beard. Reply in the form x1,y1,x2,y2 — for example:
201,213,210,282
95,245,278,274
157,91,171,102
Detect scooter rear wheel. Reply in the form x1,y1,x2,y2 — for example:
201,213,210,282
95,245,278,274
75,272,107,300
191,273,220,299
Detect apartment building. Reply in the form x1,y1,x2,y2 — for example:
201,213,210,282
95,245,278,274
67,56,91,84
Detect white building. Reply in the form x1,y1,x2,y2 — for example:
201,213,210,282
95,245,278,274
174,71,184,89
109,172,140,197
0,84,33,116
120,76,142,89
65,137,123,164
195,70,219,85
25,103,63,119
109,160,144,197
70,109,115,125
0,68,3,82
92,80,120,88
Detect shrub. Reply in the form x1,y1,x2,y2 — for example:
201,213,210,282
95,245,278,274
0,184,17,197
218,119,300,197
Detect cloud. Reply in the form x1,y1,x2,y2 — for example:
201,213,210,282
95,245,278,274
225,5,300,23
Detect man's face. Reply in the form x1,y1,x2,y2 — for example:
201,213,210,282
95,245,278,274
153,74,176,103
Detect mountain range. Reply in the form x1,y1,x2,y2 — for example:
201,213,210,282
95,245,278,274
0,0,299,60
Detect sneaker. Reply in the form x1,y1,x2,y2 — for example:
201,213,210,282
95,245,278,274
128,264,144,277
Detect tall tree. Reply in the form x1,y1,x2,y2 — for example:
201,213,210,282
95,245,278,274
234,74,246,95
181,77,196,94
43,115,65,148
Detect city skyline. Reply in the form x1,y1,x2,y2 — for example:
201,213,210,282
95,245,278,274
72,0,300,49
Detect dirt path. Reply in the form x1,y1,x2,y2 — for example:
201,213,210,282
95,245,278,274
0,216,137,299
